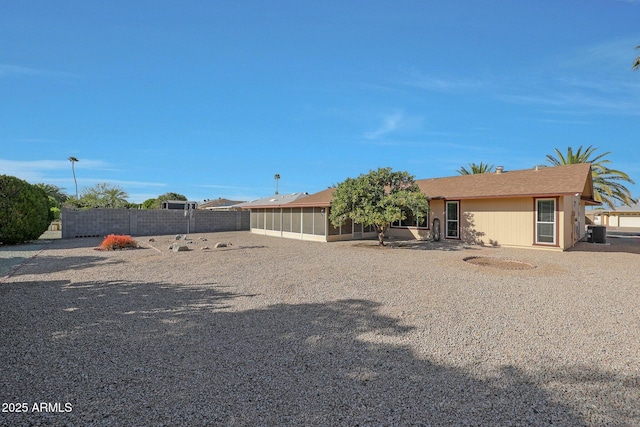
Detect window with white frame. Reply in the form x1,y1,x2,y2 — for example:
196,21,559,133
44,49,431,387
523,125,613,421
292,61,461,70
536,198,556,244
446,201,459,238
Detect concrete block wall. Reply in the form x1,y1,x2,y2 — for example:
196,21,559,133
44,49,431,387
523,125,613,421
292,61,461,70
61,208,249,238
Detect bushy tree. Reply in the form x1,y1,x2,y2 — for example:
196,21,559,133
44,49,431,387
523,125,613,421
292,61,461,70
0,175,52,244
141,198,157,209
152,192,188,209
329,167,429,246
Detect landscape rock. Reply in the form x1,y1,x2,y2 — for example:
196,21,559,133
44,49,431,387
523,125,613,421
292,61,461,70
148,238,155,242
214,242,232,248
175,235,183,240
171,245,190,252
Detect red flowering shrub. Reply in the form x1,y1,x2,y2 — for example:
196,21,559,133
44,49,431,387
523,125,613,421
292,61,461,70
98,234,138,250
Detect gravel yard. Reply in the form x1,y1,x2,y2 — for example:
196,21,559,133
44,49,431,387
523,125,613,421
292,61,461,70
1,232,639,426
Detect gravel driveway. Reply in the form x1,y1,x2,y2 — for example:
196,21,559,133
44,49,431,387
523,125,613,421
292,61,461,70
1,232,639,426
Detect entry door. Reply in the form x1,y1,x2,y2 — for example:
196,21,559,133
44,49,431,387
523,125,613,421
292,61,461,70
446,201,459,239
536,199,556,244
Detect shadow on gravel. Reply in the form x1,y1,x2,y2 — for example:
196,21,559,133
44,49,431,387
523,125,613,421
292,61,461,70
568,237,640,255
6,255,123,276
351,241,476,251
2,280,637,426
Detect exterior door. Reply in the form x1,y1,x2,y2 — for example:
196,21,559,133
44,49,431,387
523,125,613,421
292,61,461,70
536,199,556,245
446,201,459,239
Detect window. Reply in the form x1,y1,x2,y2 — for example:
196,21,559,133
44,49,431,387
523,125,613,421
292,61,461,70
391,209,429,228
536,199,556,244
446,201,459,239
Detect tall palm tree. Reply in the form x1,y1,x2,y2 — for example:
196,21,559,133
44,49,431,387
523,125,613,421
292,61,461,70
457,162,495,175
545,145,637,209
274,173,281,195
68,156,79,198
633,45,640,70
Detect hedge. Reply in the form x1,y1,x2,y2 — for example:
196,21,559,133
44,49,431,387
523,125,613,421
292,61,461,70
0,175,53,245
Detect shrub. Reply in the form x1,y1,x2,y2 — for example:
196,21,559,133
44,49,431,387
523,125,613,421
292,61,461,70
98,234,138,251
0,175,52,245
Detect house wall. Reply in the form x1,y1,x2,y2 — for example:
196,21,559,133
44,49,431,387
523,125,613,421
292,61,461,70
390,197,578,250
457,198,534,247
407,196,583,250
62,208,249,238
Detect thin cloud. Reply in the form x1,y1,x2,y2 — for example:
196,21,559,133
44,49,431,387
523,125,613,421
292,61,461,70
397,68,486,92
0,158,109,172
0,63,79,79
364,112,405,139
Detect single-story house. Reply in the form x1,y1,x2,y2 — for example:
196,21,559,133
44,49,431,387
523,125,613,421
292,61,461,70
587,202,640,228
198,198,245,211
241,163,599,250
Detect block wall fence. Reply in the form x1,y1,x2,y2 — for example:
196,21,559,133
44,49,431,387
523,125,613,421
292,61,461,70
61,208,250,238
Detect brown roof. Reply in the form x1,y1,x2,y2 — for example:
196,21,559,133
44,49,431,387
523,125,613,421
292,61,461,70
286,188,335,207
416,163,597,201
242,164,598,209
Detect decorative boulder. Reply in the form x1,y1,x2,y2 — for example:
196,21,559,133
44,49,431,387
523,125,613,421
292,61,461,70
172,245,190,252
214,242,232,248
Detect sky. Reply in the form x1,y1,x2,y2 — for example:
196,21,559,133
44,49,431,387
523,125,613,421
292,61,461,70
1,1,639,204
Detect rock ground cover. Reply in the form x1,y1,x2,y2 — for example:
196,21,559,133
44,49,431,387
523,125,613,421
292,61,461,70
1,232,639,426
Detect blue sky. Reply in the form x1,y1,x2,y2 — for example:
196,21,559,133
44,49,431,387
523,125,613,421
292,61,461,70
2,1,639,203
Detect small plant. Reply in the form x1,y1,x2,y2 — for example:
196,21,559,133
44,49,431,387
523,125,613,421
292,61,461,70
98,234,138,251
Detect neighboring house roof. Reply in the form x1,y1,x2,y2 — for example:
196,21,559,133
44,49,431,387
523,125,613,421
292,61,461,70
198,198,245,209
416,163,598,203
590,201,640,214
237,192,310,209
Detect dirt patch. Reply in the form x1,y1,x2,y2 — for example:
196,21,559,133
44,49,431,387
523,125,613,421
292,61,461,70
463,256,536,270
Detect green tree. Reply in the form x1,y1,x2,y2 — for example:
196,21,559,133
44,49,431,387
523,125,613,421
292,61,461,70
68,156,79,198
35,183,68,207
0,175,52,244
329,167,429,246
153,192,187,209
100,184,129,208
457,162,495,175
141,198,157,209
545,145,637,209
68,183,130,208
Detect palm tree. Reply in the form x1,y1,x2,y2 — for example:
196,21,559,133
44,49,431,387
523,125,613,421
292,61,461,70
633,45,640,70
101,186,129,208
35,183,68,207
68,156,79,198
457,162,495,175
274,173,281,195
545,145,637,209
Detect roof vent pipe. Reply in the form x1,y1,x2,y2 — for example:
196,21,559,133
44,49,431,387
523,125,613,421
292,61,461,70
496,166,504,174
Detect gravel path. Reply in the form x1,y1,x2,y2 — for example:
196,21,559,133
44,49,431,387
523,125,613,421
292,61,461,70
1,232,639,426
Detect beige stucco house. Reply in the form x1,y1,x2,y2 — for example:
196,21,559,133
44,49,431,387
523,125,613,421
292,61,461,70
242,163,599,250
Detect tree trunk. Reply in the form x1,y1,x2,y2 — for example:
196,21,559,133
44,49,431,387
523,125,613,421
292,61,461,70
376,225,386,246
